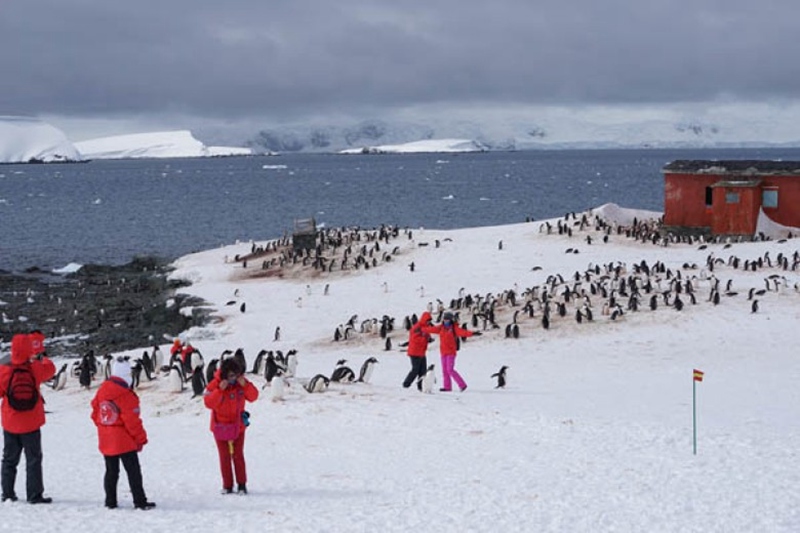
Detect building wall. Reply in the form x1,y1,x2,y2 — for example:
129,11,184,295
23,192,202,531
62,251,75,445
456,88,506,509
710,187,760,235
663,173,716,228
664,172,800,234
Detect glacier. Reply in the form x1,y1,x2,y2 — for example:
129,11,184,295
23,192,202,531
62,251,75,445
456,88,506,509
0,116,82,163
74,130,251,159
339,138,487,154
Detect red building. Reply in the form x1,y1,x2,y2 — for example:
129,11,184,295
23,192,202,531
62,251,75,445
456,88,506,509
663,160,800,236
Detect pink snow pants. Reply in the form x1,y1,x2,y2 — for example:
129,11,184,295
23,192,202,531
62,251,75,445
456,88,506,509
441,354,466,391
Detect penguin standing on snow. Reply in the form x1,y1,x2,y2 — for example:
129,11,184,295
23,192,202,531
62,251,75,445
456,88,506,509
271,367,286,401
356,357,378,383
50,363,68,391
419,364,437,394
285,350,298,378
191,366,206,398
491,366,509,389
168,364,184,393
205,358,219,385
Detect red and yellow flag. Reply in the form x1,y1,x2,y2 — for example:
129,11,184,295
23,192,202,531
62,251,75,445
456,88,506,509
693,369,704,382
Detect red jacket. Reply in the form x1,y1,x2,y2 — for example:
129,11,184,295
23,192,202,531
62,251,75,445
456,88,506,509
90,377,148,456
407,312,433,357
0,358,56,434
423,321,474,355
203,370,258,433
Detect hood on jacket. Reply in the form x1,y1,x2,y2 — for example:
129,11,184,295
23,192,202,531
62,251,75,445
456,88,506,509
10,334,32,365
418,312,432,325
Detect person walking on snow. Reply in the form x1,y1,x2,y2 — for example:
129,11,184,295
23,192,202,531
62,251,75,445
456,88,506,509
0,332,55,504
423,312,481,392
403,311,434,390
203,358,258,495
90,358,155,510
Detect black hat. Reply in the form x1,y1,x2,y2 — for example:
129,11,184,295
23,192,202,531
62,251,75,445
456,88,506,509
443,312,454,321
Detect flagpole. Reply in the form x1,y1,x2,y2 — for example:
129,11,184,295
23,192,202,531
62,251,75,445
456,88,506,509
692,378,697,455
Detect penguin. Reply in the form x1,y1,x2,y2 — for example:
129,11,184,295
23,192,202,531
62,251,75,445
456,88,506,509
152,346,163,370
233,349,247,374
271,367,286,401
168,364,184,393
205,358,219,385
285,350,298,378
384,337,392,351
190,350,204,379
419,364,436,394
79,352,95,390
274,326,281,342
264,352,279,383
102,354,113,381
491,366,509,389
141,351,155,380
305,374,330,393
751,300,759,313
130,360,143,390
357,357,378,383
50,363,68,390
331,360,356,383
512,324,520,339
191,366,206,398
240,302,246,313
251,350,266,375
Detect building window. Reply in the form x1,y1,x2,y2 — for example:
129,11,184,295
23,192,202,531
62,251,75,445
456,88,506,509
705,187,713,206
725,191,740,204
763,189,778,208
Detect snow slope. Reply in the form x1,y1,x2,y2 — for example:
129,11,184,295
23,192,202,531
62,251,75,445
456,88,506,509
340,138,487,154
5,204,800,532
0,116,82,163
74,130,251,159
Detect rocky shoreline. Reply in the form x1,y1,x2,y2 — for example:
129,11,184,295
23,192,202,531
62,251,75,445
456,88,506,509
0,256,211,358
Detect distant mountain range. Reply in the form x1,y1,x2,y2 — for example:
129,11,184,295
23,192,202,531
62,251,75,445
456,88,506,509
243,114,800,153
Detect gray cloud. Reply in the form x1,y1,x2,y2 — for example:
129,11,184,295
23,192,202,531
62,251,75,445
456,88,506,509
2,0,799,122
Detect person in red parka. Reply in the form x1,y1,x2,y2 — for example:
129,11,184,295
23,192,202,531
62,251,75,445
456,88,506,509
90,358,155,510
423,311,481,392
203,358,258,495
0,332,55,504
403,311,433,390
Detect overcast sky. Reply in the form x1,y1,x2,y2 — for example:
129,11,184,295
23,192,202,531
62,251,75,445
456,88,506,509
2,0,798,136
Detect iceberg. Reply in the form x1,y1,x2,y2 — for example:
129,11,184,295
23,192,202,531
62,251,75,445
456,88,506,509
74,130,251,159
0,116,82,163
340,138,487,154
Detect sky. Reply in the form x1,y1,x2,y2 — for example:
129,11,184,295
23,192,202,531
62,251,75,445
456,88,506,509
2,0,799,141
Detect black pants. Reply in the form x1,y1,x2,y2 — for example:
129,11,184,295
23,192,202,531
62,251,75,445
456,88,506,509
1,429,44,501
104,451,147,507
402,356,427,390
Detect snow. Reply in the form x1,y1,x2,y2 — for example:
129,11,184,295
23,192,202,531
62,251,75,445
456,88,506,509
74,130,251,159
756,209,800,240
340,138,486,154
6,204,800,531
0,116,82,163
51,263,83,275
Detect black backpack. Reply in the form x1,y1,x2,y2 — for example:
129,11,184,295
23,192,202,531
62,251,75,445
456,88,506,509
6,366,39,412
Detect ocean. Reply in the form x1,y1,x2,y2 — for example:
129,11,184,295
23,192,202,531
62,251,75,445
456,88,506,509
2,147,800,273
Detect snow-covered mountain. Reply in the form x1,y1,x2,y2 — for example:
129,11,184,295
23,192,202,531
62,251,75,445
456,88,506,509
340,138,487,154
244,104,800,153
0,116,82,163
75,130,251,159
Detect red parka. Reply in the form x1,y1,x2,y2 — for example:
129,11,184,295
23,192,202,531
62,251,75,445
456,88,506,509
0,338,55,434
406,312,433,357
423,321,474,355
203,370,258,433
90,377,148,456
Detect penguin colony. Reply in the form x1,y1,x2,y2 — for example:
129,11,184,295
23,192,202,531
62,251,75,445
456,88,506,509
45,207,800,396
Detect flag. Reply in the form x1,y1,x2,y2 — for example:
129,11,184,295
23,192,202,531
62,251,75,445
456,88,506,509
693,369,704,382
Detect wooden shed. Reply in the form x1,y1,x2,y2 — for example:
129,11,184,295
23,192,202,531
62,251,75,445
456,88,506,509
663,160,800,236
292,217,317,252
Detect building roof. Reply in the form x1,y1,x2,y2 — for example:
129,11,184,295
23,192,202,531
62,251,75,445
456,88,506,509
663,160,800,176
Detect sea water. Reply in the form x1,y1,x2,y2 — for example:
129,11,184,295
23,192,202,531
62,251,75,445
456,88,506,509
2,148,799,272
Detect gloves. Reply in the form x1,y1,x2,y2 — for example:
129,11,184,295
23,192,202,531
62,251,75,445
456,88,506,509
472,331,483,336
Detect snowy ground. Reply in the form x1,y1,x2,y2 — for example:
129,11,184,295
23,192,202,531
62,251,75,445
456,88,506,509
5,204,800,532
